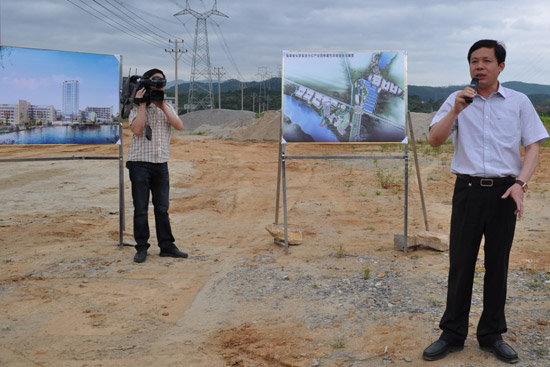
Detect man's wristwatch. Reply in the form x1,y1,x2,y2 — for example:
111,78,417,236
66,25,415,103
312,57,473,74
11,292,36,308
515,179,528,192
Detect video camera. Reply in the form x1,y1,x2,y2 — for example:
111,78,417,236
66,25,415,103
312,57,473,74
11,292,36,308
120,75,167,118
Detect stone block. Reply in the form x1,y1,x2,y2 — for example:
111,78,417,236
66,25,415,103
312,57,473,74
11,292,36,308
265,224,303,245
416,230,449,252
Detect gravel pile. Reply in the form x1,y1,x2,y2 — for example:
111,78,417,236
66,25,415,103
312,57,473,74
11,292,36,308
181,109,436,143
209,252,549,366
179,109,256,131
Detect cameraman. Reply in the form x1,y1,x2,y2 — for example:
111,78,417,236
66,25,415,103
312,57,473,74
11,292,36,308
126,68,186,263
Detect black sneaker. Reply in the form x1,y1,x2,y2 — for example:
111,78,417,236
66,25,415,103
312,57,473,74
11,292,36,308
159,246,188,259
134,250,147,263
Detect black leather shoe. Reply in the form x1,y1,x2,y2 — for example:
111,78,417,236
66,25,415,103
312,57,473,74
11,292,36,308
481,340,519,364
134,250,147,263
422,339,464,361
159,246,188,259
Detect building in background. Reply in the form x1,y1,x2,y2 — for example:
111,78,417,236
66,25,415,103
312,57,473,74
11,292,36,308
85,106,113,123
0,100,55,126
62,80,80,118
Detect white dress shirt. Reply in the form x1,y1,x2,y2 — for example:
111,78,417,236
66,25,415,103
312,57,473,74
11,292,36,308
430,84,548,177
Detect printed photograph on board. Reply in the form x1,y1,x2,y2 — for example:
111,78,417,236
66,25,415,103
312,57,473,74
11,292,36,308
282,51,406,143
0,46,120,145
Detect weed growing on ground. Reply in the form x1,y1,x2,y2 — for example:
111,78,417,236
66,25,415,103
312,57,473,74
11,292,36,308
428,296,442,307
376,169,401,189
363,268,371,280
532,347,548,357
331,339,346,349
336,244,346,258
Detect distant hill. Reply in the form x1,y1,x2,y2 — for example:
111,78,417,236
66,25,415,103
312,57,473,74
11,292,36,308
409,81,550,104
169,79,548,100
166,79,550,112
166,78,283,94
166,79,186,89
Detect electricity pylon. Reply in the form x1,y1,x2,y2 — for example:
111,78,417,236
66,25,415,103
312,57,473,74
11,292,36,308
174,0,227,112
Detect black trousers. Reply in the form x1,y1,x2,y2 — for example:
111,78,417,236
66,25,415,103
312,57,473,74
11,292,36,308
126,161,176,251
440,178,517,346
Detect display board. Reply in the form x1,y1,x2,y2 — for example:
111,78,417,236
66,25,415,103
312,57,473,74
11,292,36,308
0,46,120,145
282,51,406,143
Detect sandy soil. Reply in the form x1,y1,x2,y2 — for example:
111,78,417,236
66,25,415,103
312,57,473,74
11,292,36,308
0,111,548,367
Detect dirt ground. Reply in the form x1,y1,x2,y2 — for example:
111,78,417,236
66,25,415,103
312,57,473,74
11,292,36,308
0,114,549,367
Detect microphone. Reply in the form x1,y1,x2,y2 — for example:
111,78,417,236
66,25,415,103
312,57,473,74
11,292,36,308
464,78,479,104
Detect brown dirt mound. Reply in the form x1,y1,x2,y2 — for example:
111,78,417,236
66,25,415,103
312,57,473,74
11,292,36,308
193,110,281,142
189,110,434,143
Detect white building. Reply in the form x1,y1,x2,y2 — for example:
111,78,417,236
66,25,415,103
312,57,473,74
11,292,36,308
62,80,80,117
85,106,113,122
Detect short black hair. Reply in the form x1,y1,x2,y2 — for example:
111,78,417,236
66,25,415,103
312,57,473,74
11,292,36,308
468,40,506,65
143,68,165,79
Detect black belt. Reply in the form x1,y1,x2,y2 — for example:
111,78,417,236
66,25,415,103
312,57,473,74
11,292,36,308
456,174,516,188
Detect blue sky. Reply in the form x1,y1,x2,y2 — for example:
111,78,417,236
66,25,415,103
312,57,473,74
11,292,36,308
0,46,119,111
1,0,550,88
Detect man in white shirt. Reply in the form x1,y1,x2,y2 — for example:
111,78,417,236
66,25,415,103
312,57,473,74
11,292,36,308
422,40,548,364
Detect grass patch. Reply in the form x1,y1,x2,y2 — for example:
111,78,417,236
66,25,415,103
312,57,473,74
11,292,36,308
540,115,550,147
363,268,371,279
336,244,346,258
331,339,346,349
376,169,401,189
532,346,548,357
427,296,442,307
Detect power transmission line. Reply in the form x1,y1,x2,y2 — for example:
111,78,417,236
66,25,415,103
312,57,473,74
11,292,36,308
104,0,174,41
118,1,182,26
67,0,253,92
209,20,245,81
66,0,168,49
113,0,183,40
88,0,168,48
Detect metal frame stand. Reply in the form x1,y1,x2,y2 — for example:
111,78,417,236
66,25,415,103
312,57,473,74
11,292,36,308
274,142,409,255
0,134,125,248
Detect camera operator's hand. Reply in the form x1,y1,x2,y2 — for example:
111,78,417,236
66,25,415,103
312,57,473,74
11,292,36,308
135,87,147,105
129,88,148,136
157,102,183,131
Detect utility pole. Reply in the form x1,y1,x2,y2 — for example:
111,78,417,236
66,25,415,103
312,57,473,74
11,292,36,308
165,39,186,114
252,93,256,113
241,82,244,111
174,0,228,112
256,67,268,113
213,66,225,109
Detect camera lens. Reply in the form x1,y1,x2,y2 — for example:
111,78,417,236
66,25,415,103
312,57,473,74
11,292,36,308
150,77,166,88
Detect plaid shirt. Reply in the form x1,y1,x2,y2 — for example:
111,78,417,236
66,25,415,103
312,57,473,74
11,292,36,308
127,103,176,163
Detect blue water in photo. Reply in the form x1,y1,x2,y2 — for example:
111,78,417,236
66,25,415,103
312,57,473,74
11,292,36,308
0,125,120,145
284,95,338,142
378,53,394,70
